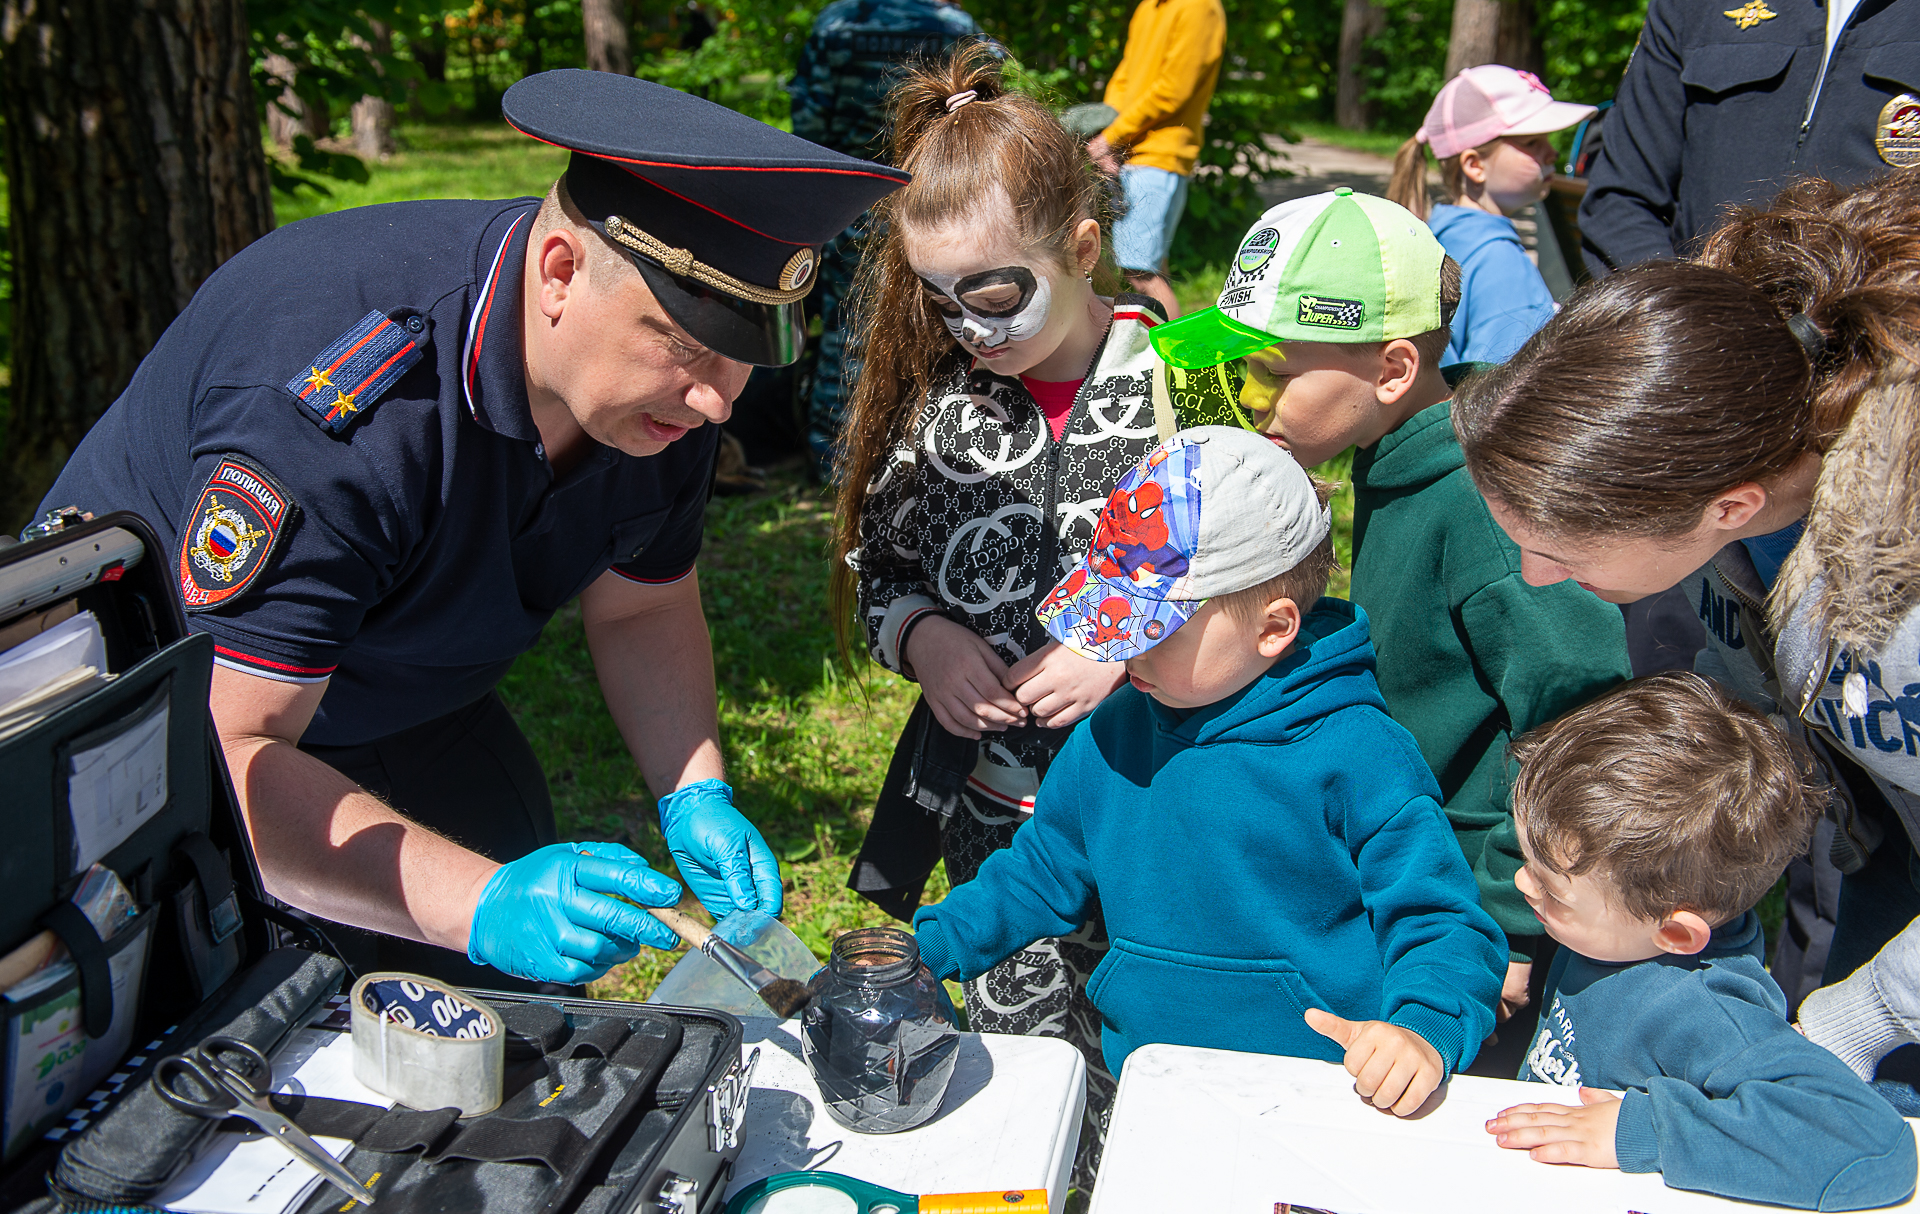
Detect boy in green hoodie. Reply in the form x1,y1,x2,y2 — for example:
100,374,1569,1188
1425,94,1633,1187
1149,189,1629,1027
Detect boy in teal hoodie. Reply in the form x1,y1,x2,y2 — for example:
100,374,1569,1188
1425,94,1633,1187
1150,190,1629,1019
914,427,1505,1115
1489,674,1914,1210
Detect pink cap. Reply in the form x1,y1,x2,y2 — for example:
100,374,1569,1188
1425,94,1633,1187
1416,65,1597,160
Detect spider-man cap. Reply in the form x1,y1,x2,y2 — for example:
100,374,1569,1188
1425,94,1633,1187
502,69,910,366
1035,427,1331,662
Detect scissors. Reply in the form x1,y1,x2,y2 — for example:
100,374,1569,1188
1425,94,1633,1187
153,1034,375,1206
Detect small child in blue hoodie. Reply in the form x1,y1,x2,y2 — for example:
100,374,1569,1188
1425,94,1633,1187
913,426,1507,1116
1488,673,1916,1210
1385,65,1596,365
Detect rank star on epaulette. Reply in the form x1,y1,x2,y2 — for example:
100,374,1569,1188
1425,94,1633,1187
178,456,299,612
285,308,431,434
1723,0,1777,29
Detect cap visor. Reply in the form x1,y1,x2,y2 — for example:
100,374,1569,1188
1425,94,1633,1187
632,254,804,367
1037,561,1204,662
1149,308,1283,370
1501,99,1599,138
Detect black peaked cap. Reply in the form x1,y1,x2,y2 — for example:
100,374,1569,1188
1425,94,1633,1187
502,69,909,299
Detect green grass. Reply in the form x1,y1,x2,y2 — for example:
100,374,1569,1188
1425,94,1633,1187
272,123,569,226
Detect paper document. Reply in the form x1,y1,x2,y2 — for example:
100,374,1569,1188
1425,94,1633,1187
66,689,169,874
0,610,103,704
158,1028,389,1214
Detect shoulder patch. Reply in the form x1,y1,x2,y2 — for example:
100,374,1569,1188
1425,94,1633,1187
178,456,298,612
285,308,430,434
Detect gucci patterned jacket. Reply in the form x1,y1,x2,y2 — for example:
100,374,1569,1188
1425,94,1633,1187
849,295,1167,816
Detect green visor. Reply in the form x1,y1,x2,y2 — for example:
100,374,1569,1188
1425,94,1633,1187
1150,307,1282,370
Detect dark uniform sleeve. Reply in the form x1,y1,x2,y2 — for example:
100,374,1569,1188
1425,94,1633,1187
606,441,713,586
1577,0,1688,274
182,390,413,684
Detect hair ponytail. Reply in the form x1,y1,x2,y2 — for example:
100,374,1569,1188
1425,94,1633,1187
1699,172,1920,446
1387,137,1433,221
827,42,1121,664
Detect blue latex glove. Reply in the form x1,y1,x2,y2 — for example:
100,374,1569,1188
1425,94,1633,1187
467,842,682,984
656,779,784,919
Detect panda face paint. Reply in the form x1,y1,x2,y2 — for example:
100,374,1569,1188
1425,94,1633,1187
916,266,1054,352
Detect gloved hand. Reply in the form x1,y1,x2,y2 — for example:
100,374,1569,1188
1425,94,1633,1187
656,779,784,919
467,842,682,984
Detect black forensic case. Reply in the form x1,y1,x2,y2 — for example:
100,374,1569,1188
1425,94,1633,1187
0,513,749,1214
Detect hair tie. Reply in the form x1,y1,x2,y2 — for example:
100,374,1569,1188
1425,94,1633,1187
1786,312,1830,364
945,90,978,113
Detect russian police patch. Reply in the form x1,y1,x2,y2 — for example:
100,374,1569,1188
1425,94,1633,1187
285,308,430,435
178,456,297,612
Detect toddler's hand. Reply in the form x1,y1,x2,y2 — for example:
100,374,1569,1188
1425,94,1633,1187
1006,640,1127,730
1486,1087,1621,1168
904,617,1026,739
1304,1008,1444,1116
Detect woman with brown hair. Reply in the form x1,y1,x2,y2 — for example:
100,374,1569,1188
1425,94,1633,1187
831,43,1164,1183
1451,168,1920,1073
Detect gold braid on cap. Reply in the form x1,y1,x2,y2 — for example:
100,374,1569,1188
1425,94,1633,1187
603,215,815,303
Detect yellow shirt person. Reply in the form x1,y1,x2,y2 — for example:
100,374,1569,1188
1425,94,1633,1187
1091,0,1225,312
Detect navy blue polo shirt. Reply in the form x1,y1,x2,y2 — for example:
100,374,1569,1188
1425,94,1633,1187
41,199,718,746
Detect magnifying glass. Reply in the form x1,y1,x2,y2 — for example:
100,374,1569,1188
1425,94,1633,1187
724,1170,1048,1214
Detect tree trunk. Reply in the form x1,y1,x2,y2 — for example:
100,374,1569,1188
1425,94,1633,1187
1496,0,1544,76
264,50,328,149
1444,0,1503,78
1335,0,1385,131
351,21,395,160
583,0,631,75
0,0,274,525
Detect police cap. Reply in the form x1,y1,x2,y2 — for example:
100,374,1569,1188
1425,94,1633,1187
503,69,911,366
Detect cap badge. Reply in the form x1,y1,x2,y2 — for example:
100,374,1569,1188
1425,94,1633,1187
780,248,817,292
1722,0,1776,28
1879,94,1920,167
1298,294,1365,329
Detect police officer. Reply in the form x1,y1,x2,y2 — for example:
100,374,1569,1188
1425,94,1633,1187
787,0,981,475
1579,0,1920,273
36,69,909,988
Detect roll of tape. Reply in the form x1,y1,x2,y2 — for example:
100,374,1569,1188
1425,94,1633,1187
349,972,504,1116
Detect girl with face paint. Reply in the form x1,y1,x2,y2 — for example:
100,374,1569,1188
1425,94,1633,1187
828,44,1171,1191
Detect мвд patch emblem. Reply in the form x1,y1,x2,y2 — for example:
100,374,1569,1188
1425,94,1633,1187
178,456,297,612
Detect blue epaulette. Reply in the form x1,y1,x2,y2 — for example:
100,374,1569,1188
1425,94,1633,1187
284,309,432,435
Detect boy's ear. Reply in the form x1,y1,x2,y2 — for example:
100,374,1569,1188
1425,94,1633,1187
1257,597,1303,658
1376,339,1421,405
1653,910,1714,957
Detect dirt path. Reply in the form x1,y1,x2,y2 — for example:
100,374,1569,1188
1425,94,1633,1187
1256,136,1402,206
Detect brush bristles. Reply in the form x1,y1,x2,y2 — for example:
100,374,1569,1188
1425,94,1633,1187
757,977,814,1019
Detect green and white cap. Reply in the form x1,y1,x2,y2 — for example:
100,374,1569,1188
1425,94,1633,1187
1151,187,1446,369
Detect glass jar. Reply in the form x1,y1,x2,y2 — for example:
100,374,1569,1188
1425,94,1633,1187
800,926,960,1133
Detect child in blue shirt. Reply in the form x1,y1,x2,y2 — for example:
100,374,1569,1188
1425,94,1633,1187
913,426,1506,1115
1386,64,1595,365
1488,672,1915,1210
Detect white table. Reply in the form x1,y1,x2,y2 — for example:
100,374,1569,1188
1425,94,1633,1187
725,1017,1086,1208
1091,1044,1920,1214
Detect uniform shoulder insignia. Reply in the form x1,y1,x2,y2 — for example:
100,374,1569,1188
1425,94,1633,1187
178,455,299,612
285,308,432,435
